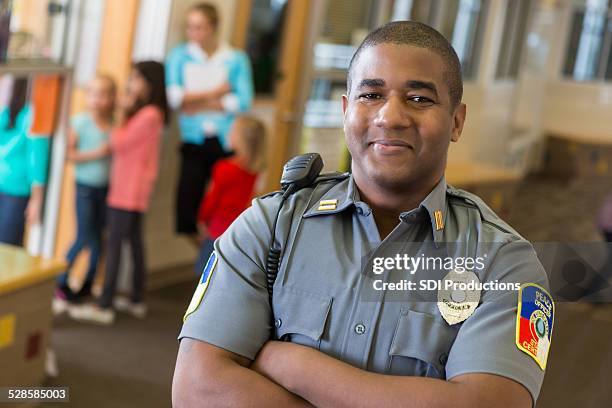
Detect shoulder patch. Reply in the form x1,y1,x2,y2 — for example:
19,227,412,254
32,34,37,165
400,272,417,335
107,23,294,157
516,283,554,370
184,251,218,321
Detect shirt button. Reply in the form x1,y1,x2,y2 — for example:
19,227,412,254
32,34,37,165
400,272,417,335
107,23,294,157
274,318,282,328
439,352,448,365
354,323,366,335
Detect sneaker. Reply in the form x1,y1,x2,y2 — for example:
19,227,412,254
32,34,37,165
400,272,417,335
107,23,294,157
53,286,75,316
52,296,68,316
68,304,115,325
56,284,79,302
113,296,147,319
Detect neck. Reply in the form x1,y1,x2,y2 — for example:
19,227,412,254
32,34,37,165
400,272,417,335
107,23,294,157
353,170,443,239
91,110,112,124
200,38,218,56
230,154,251,170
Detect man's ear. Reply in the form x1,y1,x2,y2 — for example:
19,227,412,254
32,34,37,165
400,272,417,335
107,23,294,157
342,94,349,117
451,103,466,142
342,94,349,134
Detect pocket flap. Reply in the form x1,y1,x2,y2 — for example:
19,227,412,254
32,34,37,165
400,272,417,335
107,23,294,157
390,309,455,364
274,287,332,341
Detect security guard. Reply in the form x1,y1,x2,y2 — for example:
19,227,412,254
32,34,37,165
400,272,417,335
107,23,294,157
173,21,552,408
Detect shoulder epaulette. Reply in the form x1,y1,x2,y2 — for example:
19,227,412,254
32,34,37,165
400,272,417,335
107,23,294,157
447,185,520,236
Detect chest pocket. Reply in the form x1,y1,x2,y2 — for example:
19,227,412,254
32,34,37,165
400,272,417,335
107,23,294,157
273,286,332,350
387,308,458,379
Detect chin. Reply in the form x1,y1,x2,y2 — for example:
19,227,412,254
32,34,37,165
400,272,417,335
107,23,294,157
365,166,418,191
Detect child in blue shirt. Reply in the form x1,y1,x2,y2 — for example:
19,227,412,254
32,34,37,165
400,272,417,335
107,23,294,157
55,74,116,303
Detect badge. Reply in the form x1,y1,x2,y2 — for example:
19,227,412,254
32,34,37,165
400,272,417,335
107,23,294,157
516,283,554,370
318,199,337,211
183,251,218,321
434,210,444,230
437,269,481,325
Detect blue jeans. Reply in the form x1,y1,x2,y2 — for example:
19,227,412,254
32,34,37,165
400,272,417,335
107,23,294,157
0,192,29,246
57,183,108,287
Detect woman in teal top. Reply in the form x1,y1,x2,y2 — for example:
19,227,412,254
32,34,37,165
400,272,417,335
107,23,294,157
0,77,49,246
165,3,253,244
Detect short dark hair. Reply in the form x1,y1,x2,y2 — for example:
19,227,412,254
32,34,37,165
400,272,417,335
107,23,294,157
347,21,463,107
189,2,219,30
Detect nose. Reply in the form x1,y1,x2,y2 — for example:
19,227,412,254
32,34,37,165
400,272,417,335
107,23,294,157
373,95,412,130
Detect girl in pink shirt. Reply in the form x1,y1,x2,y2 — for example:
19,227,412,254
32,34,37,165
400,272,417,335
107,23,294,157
71,61,168,324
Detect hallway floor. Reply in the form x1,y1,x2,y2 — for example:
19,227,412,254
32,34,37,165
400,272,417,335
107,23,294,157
46,279,194,407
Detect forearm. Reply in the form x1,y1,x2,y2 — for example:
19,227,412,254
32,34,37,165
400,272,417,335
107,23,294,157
182,97,223,113
182,91,220,109
30,184,44,202
173,340,312,408
25,184,45,224
182,83,230,113
282,349,465,408
255,343,528,408
68,146,109,163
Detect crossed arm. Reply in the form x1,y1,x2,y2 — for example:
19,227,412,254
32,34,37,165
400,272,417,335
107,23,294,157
172,339,312,408
180,83,230,113
172,339,532,408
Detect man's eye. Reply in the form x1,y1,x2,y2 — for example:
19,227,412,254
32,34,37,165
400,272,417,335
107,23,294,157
358,93,381,100
409,96,434,105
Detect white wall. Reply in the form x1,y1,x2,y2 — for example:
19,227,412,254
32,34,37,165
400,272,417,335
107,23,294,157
132,0,173,61
542,80,612,139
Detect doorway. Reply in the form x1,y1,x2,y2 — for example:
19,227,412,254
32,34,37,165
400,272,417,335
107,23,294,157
233,0,319,193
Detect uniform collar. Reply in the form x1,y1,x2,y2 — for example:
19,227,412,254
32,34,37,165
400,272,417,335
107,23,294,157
303,175,359,218
303,174,448,242
412,176,448,244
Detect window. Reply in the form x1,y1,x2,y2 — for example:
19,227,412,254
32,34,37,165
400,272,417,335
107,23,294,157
244,0,289,95
496,0,533,79
563,0,612,81
391,0,489,79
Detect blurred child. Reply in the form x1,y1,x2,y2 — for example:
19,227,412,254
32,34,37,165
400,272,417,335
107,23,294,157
0,76,48,246
55,75,116,304
194,115,266,273
594,195,612,295
70,61,168,324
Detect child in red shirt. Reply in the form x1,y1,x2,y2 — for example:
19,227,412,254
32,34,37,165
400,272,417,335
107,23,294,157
195,115,266,273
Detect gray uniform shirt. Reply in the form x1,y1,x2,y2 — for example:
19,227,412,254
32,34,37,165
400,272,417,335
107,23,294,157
180,175,551,403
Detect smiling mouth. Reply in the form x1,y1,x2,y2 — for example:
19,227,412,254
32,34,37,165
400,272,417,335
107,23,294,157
369,139,414,153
